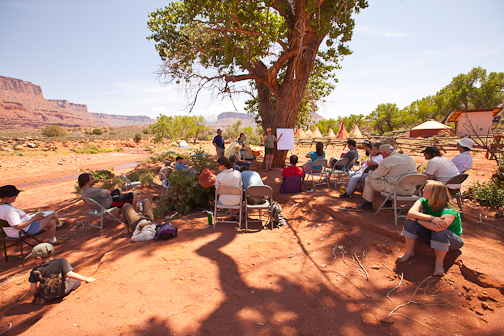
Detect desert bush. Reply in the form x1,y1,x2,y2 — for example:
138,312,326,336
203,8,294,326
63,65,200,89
143,128,150,134
92,128,103,135
155,148,217,215
470,156,504,209
128,169,155,187
42,125,67,137
134,133,142,143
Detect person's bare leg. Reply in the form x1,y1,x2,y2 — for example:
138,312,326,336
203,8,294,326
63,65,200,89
39,216,57,241
269,155,274,169
398,237,416,262
433,249,447,276
132,193,138,209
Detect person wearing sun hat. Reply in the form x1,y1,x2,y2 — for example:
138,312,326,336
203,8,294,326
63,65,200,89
27,242,96,305
261,127,283,172
452,138,475,173
0,185,65,245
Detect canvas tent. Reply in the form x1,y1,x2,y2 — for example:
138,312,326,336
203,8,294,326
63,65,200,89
335,122,349,139
350,124,363,138
327,128,336,138
305,128,313,136
410,119,452,138
224,141,256,160
312,126,323,137
297,128,306,138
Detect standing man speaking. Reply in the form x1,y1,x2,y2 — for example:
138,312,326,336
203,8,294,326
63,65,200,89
212,129,225,158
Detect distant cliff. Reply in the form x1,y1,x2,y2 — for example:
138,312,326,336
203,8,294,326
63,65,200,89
0,76,154,129
92,113,155,126
217,112,254,120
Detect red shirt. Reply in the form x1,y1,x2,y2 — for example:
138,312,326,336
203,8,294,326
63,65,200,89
282,166,304,177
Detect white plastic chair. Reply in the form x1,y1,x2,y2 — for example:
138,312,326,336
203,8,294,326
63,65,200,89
82,197,123,233
305,158,329,191
244,185,273,231
214,187,243,230
160,172,170,196
121,173,142,196
374,173,428,226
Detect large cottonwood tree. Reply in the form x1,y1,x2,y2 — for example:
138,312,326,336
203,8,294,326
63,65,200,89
147,0,367,166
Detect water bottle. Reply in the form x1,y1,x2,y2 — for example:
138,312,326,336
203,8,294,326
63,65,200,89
207,212,213,225
139,201,143,212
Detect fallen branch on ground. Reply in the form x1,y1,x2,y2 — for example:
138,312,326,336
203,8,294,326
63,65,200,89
387,273,403,300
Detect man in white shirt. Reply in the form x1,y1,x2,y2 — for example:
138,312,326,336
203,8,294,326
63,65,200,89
451,138,474,173
215,157,243,220
422,146,460,188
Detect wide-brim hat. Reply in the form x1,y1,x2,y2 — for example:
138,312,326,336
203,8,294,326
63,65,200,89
456,138,474,150
0,185,22,198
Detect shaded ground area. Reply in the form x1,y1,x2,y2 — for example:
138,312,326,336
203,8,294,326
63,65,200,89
0,142,503,335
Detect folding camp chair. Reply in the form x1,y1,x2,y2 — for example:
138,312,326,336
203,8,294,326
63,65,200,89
446,174,469,219
160,172,170,196
1,219,46,265
305,158,329,191
326,158,349,189
245,185,274,231
121,173,142,196
82,198,123,234
280,175,304,194
374,174,428,226
214,186,243,230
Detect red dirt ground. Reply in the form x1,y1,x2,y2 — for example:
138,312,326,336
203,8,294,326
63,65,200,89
0,141,503,335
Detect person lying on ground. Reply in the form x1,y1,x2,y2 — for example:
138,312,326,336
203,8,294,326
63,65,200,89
422,146,460,188
451,138,474,173
340,142,383,198
0,185,65,245
174,156,196,175
159,159,174,186
28,242,96,305
329,139,358,170
282,155,305,178
302,141,326,173
239,166,265,205
122,198,159,240
398,181,463,276
78,173,137,209
360,144,417,211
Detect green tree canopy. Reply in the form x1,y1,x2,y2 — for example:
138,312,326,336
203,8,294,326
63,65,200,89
147,0,368,165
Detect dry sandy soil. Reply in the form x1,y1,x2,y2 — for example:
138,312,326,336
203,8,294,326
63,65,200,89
0,141,503,335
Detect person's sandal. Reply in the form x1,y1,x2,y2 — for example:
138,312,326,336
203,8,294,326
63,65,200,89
50,238,67,246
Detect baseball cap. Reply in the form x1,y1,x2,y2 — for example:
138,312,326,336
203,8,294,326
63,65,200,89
26,243,54,259
0,185,22,198
420,146,441,155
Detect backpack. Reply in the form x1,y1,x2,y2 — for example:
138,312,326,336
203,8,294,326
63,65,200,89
271,201,286,227
154,222,178,240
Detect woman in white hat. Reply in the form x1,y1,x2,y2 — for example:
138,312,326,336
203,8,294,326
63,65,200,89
451,138,474,173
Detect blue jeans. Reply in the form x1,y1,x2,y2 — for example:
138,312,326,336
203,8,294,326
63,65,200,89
402,219,464,252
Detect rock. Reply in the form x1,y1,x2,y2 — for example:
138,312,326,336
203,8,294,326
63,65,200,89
370,265,380,270
26,142,37,148
1,147,13,152
361,313,379,325
13,145,24,150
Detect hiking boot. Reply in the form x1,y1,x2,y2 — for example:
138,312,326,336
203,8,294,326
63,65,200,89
359,203,374,212
339,193,351,198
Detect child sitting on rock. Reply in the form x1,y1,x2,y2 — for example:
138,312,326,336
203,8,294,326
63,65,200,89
28,243,96,305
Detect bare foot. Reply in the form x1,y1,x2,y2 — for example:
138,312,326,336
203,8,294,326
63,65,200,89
397,252,414,263
121,229,130,234
433,265,445,276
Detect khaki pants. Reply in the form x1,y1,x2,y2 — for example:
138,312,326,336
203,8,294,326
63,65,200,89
363,177,416,202
216,147,225,158
122,199,154,232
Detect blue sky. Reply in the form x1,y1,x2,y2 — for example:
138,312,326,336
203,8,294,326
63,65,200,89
0,0,502,122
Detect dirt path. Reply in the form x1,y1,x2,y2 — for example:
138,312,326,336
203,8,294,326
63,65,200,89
0,142,503,335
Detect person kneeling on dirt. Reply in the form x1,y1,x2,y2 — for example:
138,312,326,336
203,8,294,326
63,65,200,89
78,173,137,210
28,243,96,305
398,181,463,276
0,185,66,245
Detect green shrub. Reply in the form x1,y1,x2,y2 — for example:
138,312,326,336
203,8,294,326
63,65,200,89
92,128,103,135
42,125,67,137
155,149,217,215
143,128,150,134
471,181,504,208
134,133,142,143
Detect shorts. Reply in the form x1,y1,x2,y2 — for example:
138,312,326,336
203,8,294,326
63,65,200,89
265,147,275,155
25,220,41,235
110,189,134,208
